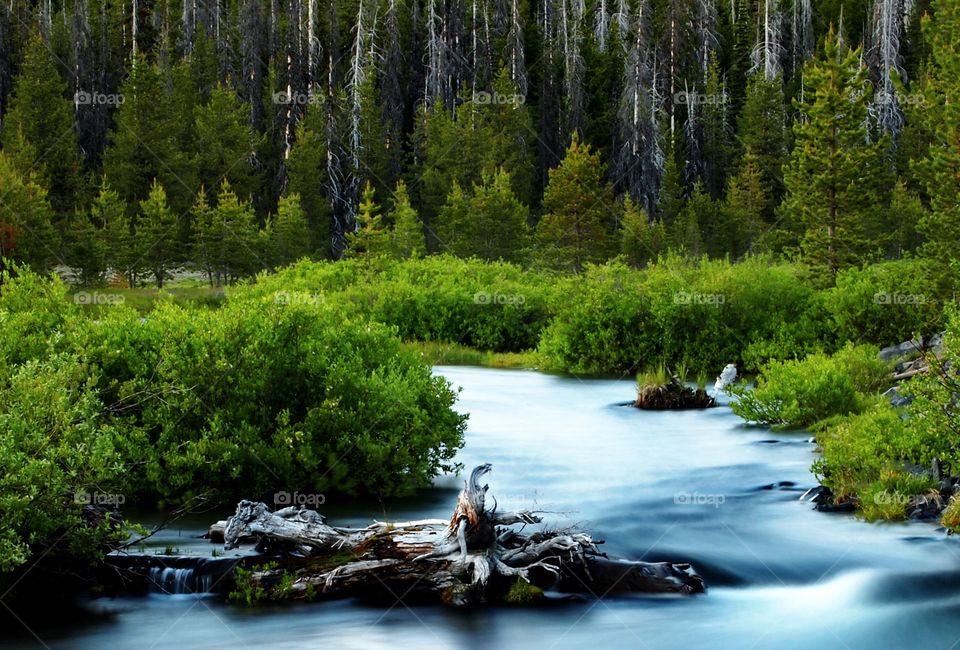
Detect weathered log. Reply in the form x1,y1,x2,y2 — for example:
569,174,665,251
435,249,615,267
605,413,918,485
219,464,705,606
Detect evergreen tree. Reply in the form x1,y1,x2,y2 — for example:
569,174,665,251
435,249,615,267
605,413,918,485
138,180,177,288
720,153,768,256
657,153,686,226
915,0,960,266
0,153,60,272
736,74,788,213
286,106,333,257
65,210,108,286
210,180,261,283
438,169,530,262
103,55,197,216
269,194,312,267
388,181,426,259
194,85,261,202
1,33,81,221
191,187,217,286
347,182,390,257
536,134,617,272
89,181,135,285
779,29,891,283
620,196,667,268
674,182,714,256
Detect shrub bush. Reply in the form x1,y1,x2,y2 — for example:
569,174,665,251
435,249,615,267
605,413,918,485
824,258,955,347
729,344,888,428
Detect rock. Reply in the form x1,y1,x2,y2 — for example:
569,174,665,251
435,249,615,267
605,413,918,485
799,486,856,513
879,339,923,363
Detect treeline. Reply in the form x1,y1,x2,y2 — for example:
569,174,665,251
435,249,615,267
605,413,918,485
0,0,957,285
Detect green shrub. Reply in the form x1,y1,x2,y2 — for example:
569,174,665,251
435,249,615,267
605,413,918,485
242,256,559,352
67,295,468,503
540,256,822,375
0,354,137,574
729,344,888,428
824,258,955,347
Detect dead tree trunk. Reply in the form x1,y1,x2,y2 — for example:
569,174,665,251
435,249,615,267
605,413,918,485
220,464,705,606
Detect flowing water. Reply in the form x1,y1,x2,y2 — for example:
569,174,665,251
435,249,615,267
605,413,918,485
5,366,960,649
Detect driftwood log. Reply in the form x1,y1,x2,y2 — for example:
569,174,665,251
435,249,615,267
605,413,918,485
220,464,705,606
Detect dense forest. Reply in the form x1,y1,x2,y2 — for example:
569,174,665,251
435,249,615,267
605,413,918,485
0,0,956,284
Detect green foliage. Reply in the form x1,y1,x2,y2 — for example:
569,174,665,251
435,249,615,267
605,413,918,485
824,258,954,346
539,256,821,375
729,344,888,428
286,106,333,257
388,181,427,259
437,169,530,262
0,153,61,272
620,197,667,269
268,194,312,267
247,255,557,353
504,577,544,605
780,30,892,283
0,353,135,574
139,181,178,288
104,55,197,215
536,134,616,272
0,33,81,219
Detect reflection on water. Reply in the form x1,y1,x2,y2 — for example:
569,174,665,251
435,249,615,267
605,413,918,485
5,366,960,649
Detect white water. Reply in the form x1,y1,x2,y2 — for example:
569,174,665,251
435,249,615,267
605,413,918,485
6,366,960,649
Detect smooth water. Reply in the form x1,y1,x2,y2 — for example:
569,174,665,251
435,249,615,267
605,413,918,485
6,366,960,649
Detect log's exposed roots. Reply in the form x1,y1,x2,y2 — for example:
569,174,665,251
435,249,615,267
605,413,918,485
220,464,705,606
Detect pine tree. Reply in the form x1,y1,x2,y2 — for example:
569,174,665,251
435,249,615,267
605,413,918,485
66,210,108,286
657,153,686,227
191,187,218,286
104,55,197,216
674,181,714,256
0,153,60,272
92,181,139,287
347,181,390,257
286,106,333,258
194,85,261,201
536,134,616,272
268,194,312,267
620,196,667,267
779,28,891,283
1,33,82,221
388,181,426,259
210,180,262,283
736,73,788,212
915,0,960,266
438,169,531,262
138,180,177,288
720,153,768,256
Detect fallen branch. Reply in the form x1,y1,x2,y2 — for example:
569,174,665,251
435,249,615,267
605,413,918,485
219,464,705,606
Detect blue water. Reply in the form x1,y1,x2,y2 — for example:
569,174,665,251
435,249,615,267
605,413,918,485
5,366,960,649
